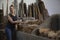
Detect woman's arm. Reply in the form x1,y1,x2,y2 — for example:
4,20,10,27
8,15,19,24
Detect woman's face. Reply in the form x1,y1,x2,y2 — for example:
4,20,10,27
10,6,15,13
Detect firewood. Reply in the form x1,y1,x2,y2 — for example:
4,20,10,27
39,27,50,36
39,28,49,33
48,31,57,39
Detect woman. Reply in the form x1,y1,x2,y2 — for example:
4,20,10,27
5,5,20,40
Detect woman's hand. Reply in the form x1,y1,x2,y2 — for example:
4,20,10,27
16,20,22,24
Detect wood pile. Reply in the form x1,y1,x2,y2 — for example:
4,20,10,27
0,29,6,40
18,19,39,33
0,9,5,29
18,0,49,35
33,14,60,40
39,27,60,40
0,4,7,40
0,9,3,24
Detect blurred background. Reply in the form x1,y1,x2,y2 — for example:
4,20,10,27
0,0,60,16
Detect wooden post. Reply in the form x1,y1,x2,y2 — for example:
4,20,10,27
36,0,49,20
5,0,8,24
2,3,4,17
14,0,18,30
33,5,35,19
6,0,8,17
30,6,32,17
37,4,43,22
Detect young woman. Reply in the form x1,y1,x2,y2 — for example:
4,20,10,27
5,5,20,40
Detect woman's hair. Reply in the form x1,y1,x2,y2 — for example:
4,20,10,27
10,5,14,9
10,5,14,8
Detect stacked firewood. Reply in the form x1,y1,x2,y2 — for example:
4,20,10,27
0,9,3,24
39,28,55,38
39,27,60,39
18,19,39,33
18,0,49,34
0,30,6,40
38,14,60,40
0,4,7,40
0,9,5,29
